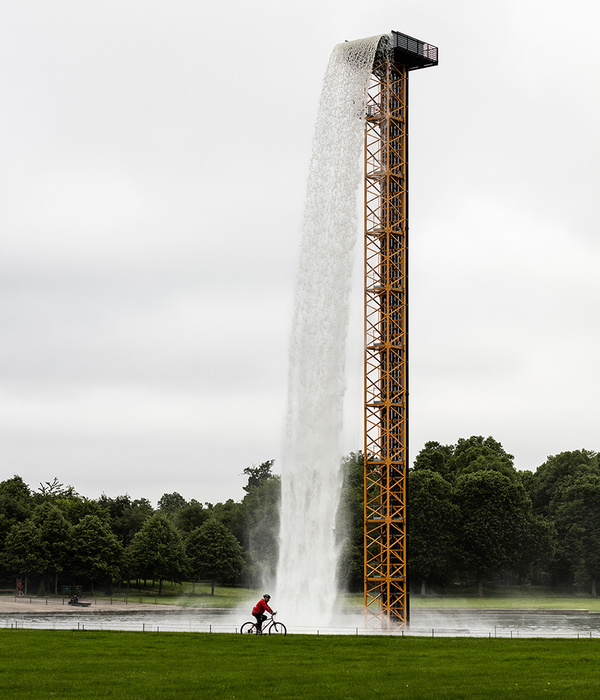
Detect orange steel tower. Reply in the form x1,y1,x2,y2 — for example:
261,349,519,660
364,31,438,628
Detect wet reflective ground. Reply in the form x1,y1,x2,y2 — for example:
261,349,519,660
4,608,600,637
410,609,600,638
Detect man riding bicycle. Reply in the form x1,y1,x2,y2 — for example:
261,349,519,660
252,594,275,634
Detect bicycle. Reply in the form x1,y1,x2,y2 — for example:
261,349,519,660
240,613,287,636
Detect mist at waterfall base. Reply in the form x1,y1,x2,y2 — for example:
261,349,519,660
275,35,385,628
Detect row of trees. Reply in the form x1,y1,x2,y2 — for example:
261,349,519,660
1,439,599,596
0,463,279,595
409,438,600,595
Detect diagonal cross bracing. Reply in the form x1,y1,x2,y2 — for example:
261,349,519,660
364,52,409,629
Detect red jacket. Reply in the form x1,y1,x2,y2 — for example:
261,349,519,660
252,598,273,616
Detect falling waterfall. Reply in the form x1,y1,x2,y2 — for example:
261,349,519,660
276,34,388,627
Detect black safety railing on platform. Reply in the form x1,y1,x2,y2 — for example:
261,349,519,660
391,30,438,68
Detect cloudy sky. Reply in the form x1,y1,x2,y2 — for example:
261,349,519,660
1,0,599,506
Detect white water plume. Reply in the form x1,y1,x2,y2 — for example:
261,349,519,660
276,34,388,627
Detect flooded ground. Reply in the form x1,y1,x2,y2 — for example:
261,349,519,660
410,608,600,638
3,601,600,637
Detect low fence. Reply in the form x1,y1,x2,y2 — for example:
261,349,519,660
1,615,600,639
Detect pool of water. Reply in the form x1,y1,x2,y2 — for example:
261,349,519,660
410,609,600,638
0,609,237,634
3,608,600,637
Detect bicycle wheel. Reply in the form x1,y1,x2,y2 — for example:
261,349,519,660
240,621,257,635
269,622,287,636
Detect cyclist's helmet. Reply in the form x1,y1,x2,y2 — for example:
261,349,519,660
263,594,271,600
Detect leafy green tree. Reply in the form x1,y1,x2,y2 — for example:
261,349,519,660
239,475,280,587
175,500,210,535
243,461,275,492
336,452,364,592
115,498,154,546
157,492,187,518
52,496,108,527
413,437,517,483
2,519,47,593
412,442,455,480
36,478,78,500
208,499,245,544
451,436,516,480
526,450,600,586
0,514,13,570
96,494,132,522
408,469,459,593
126,513,188,594
454,470,531,594
517,469,536,499
32,504,72,595
71,515,123,593
0,476,33,523
516,513,555,586
236,461,280,587
97,495,153,545
530,450,600,518
186,519,244,594
556,474,600,595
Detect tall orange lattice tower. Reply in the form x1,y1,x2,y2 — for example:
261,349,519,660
364,31,438,628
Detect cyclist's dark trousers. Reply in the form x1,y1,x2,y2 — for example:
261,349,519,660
253,613,266,632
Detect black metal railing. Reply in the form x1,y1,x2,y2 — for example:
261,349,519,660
391,30,438,67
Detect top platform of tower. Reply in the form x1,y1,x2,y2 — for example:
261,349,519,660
390,30,438,70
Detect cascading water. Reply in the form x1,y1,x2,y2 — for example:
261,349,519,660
276,34,388,627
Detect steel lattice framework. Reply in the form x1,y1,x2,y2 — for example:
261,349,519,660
364,32,437,629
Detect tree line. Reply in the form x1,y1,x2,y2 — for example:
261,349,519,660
0,463,279,596
1,438,599,597
407,438,600,596
333,440,600,597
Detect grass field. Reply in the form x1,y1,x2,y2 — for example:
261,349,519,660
94,585,600,612
341,591,600,613
411,596,600,611
2,629,600,698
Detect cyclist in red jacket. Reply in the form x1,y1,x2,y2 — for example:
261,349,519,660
252,594,275,634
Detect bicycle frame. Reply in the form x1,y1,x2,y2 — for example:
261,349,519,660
240,613,286,636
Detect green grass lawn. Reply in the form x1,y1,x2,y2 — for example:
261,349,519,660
341,591,600,612
1,629,600,698
410,596,600,611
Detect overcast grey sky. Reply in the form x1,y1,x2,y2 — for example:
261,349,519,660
1,0,599,505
